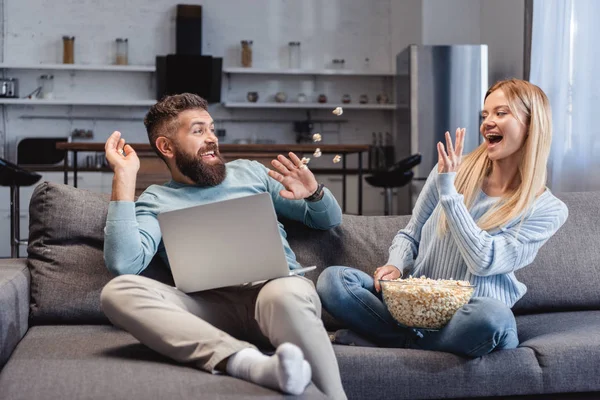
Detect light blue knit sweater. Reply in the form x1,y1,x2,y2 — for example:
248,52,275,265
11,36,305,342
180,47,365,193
386,167,568,307
103,159,342,276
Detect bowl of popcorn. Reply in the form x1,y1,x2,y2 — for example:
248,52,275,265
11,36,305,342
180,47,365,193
380,276,475,330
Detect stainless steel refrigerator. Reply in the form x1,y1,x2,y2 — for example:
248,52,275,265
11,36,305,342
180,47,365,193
395,44,488,214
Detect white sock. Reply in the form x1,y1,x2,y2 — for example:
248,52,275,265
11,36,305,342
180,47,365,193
226,343,312,395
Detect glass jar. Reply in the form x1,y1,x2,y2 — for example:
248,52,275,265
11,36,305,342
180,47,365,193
62,36,75,64
275,92,287,103
37,75,54,99
116,38,129,65
288,42,301,69
376,93,390,104
341,94,351,104
241,40,253,67
297,93,307,103
246,91,259,102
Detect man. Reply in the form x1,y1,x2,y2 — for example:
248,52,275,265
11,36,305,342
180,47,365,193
100,93,347,399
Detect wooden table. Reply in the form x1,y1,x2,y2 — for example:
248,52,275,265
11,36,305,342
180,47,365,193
56,142,370,214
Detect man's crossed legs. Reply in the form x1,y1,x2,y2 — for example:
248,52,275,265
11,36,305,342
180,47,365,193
100,274,346,399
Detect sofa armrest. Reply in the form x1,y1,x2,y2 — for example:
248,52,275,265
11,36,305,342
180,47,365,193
0,258,30,369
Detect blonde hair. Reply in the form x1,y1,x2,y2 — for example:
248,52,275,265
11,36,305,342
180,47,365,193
438,78,552,235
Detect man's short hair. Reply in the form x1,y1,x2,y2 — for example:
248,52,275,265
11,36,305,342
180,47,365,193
143,93,209,158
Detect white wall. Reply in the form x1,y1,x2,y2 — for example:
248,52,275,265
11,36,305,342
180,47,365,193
480,0,525,82
422,0,482,45
421,0,525,83
390,0,424,58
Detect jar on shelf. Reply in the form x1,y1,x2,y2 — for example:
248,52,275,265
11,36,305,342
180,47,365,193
37,75,54,99
115,38,129,65
297,93,307,103
317,94,327,103
241,40,253,67
275,92,287,103
62,36,75,64
341,94,351,104
247,91,259,102
288,42,301,69
359,94,369,104
376,93,390,104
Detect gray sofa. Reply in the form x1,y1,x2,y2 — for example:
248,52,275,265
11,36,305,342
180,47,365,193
1,181,599,400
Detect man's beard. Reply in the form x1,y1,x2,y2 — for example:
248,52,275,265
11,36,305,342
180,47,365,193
173,144,227,187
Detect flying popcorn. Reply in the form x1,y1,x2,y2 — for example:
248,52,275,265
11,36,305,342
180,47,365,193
333,155,341,163
332,107,343,116
301,157,310,165
312,133,322,142
313,148,322,158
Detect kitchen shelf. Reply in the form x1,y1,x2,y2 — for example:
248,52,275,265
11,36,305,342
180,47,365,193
223,67,397,77
0,63,155,72
0,98,155,106
223,102,400,110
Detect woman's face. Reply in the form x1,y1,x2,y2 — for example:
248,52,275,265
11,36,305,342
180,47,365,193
480,89,528,162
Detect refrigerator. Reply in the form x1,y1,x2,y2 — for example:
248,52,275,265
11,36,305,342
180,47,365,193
395,45,488,214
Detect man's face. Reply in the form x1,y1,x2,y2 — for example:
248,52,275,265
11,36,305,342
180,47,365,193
171,109,226,186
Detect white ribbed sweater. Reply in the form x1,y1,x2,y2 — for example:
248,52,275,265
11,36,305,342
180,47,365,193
386,167,568,307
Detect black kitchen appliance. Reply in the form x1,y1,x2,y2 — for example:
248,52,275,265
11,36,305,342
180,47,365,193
155,4,222,103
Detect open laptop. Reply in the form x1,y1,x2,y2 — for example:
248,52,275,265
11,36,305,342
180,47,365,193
157,192,316,293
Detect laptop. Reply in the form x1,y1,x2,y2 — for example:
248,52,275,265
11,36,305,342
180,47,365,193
157,192,316,293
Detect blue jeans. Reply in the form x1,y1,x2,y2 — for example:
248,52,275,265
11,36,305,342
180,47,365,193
316,266,519,358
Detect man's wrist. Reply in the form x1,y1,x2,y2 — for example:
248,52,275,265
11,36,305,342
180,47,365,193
304,183,325,202
111,171,137,202
114,167,138,179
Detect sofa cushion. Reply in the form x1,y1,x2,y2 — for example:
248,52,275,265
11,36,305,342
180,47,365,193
512,191,600,314
0,259,29,368
0,325,326,400
333,344,543,399
27,182,173,325
516,310,600,394
3,324,599,400
284,215,411,279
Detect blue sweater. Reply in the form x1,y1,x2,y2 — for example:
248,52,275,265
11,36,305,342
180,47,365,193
386,167,568,307
104,159,342,276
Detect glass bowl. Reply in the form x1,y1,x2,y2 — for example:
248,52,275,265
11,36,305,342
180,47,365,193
380,278,475,330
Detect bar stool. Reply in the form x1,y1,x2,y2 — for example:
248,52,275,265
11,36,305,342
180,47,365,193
0,158,42,258
366,154,421,215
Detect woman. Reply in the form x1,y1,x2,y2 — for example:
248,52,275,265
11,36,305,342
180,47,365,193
317,79,569,357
